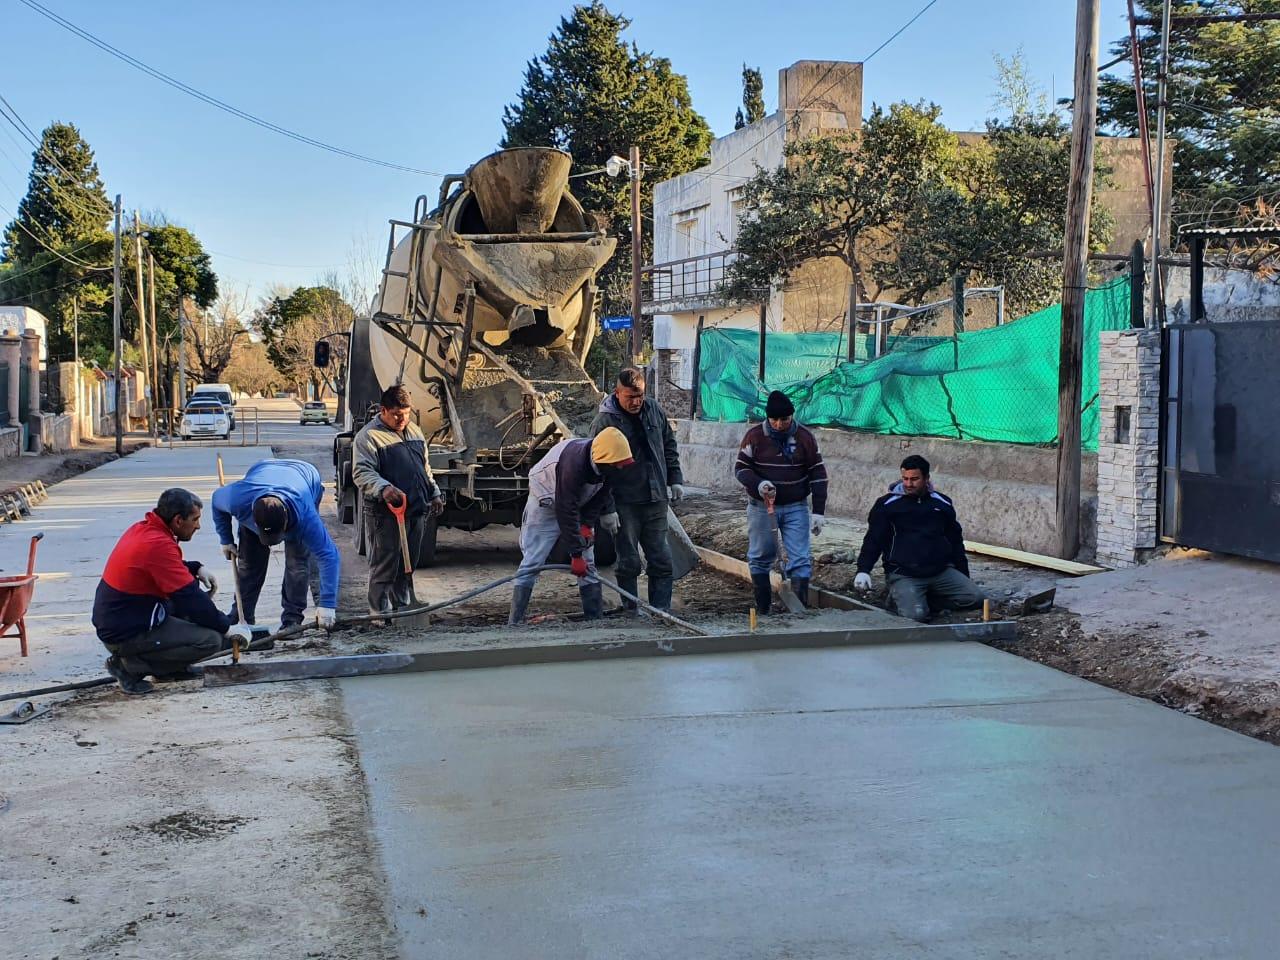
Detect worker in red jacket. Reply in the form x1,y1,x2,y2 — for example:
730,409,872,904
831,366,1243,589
92,488,249,695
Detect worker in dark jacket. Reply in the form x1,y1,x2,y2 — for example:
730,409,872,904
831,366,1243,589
212,459,340,631
508,427,634,624
734,390,828,612
92,488,248,695
588,367,683,612
853,454,984,621
352,384,446,616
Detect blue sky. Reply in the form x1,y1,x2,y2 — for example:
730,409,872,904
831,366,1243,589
0,0,1131,304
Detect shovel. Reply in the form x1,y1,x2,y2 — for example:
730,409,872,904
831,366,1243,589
763,491,805,614
388,495,413,575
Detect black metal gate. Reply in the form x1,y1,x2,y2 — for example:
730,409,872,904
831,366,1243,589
1161,320,1280,562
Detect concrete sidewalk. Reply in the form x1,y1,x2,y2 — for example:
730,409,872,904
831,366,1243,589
0,446,285,695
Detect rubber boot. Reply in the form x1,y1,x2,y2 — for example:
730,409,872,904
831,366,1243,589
791,577,810,608
104,655,154,696
751,573,772,616
579,582,604,621
508,584,534,625
617,575,639,612
648,577,673,613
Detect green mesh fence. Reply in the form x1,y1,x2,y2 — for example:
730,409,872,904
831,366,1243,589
697,276,1131,451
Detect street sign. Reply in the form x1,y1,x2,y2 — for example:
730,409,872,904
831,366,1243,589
601,315,633,331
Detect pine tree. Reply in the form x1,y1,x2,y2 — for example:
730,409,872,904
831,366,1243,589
501,1,712,320
741,65,766,126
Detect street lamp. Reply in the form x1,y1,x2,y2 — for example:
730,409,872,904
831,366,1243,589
606,148,644,360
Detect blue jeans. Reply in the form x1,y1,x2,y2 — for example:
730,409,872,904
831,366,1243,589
747,500,812,579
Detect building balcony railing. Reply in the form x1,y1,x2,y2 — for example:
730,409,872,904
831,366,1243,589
641,250,739,310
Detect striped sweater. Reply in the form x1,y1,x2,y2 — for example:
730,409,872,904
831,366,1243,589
734,422,828,514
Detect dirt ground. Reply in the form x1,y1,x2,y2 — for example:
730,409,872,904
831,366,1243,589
0,437,149,497
675,490,1280,746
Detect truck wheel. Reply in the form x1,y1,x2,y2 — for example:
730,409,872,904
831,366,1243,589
354,501,368,556
416,514,439,567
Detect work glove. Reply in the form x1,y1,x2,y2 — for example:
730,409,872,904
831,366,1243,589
810,514,825,537
381,485,406,507
221,543,238,562
600,512,620,535
668,484,686,501
853,572,873,591
570,554,589,578
579,523,594,544
430,495,446,517
316,607,337,629
194,565,218,595
225,623,252,644
757,480,776,499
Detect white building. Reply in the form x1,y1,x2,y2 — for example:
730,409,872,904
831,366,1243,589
647,60,864,391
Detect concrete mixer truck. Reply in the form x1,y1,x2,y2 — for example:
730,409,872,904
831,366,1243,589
327,147,696,572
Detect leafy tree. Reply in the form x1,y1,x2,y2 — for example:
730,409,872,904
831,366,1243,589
256,285,353,398
223,337,280,399
501,1,712,320
735,64,766,129
1098,0,1280,232
0,123,113,361
724,102,957,305
883,114,1115,316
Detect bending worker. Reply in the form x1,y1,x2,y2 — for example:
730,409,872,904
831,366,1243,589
93,488,251,696
212,458,340,630
508,427,635,625
353,384,446,616
734,390,828,612
853,454,985,621
589,366,684,613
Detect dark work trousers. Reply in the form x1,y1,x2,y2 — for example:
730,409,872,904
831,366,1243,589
614,500,674,584
366,499,424,613
106,616,224,677
231,523,321,627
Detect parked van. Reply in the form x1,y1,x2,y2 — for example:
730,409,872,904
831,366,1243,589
191,383,236,429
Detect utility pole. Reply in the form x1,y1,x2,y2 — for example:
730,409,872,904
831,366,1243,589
132,211,151,436
629,145,643,362
1148,0,1174,328
72,296,80,433
112,194,123,456
1056,0,1101,561
177,300,187,404
148,251,161,437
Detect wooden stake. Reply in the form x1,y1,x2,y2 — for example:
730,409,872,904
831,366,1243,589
749,607,757,632
1055,0,1101,562
982,599,992,622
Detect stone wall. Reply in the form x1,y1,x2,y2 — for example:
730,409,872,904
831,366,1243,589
1094,330,1161,567
32,412,75,453
0,425,21,460
676,419,1097,557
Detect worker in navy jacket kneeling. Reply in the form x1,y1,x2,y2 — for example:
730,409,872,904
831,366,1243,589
93,488,249,695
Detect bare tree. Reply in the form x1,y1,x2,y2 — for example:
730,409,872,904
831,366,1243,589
184,287,251,384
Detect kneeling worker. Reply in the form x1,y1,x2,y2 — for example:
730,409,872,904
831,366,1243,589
352,384,446,616
212,458,340,630
93,488,250,695
508,427,634,624
853,455,984,621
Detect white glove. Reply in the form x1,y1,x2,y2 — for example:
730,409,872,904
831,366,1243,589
600,512,620,535
668,484,686,501
221,543,238,562
225,623,252,644
810,514,825,536
194,565,218,594
316,607,337,629
757,480,776,499
853,572,873,591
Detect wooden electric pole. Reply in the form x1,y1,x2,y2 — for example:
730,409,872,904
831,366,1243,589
112,195,123,456
131,211,152,437
629,145,643,362
148,251,161,436
1056,0,1101,561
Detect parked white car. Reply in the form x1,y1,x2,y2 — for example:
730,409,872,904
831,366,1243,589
299,400,331,425
180,399,231,440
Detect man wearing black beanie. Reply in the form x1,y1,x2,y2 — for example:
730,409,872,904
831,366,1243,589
733,390,828,612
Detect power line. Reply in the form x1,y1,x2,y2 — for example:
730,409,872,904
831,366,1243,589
0,197,110,272
16,0,445,177
862,0,944,63
0,93,114,220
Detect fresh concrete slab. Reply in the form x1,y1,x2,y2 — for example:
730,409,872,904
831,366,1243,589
345,640,1280,959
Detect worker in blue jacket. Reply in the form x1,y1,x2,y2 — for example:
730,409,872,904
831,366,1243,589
212,458,340,629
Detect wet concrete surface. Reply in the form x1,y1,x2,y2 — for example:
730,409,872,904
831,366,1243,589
344,640,1280,959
